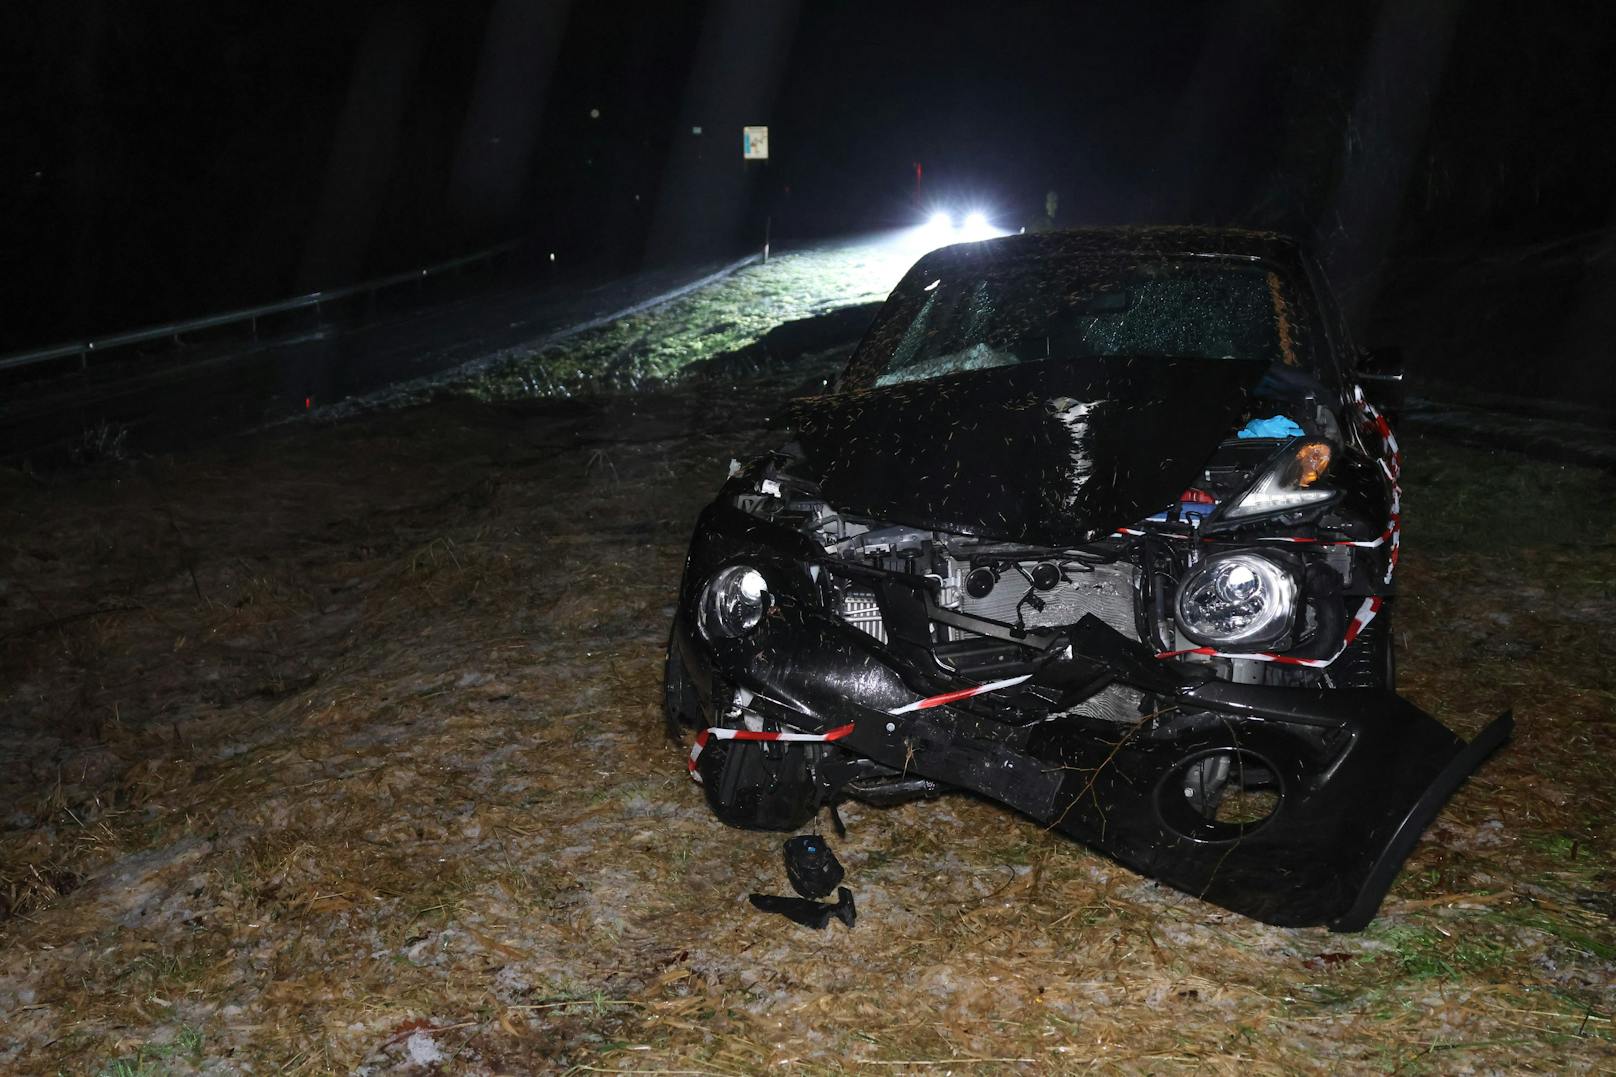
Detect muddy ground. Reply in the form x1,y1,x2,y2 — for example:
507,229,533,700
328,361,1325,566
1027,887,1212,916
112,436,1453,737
1,251,1613,1073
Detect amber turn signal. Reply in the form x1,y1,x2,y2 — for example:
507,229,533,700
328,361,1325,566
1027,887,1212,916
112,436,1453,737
1295,441,1331,487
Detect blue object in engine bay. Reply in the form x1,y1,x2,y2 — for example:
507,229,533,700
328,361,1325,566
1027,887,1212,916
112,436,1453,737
1237,415,1306,439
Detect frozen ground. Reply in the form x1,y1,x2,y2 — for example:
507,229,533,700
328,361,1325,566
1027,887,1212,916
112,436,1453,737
0,244,1612,1073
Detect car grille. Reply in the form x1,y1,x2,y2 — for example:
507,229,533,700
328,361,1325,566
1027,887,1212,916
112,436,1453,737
835,561,1139,645
960,560,1139,639
833,561,1147,724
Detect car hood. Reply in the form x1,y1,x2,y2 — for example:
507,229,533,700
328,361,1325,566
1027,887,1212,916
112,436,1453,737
774,356,1267,547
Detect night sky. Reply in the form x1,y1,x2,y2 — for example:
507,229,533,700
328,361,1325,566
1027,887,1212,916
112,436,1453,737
6,2,1616,357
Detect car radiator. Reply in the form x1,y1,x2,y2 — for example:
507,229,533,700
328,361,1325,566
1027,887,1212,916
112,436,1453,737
835,589,888,645
957,559,1138,637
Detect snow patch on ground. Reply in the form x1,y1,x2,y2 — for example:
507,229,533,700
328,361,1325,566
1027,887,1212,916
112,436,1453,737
405,1030,444,1066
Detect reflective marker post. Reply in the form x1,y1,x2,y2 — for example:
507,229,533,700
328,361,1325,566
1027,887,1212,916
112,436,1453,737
743,125,771,261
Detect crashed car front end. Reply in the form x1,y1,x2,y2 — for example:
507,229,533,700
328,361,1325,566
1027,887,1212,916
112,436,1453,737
665,230,1510,931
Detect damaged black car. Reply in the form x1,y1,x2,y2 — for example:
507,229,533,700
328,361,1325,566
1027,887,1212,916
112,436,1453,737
664,228,1511,931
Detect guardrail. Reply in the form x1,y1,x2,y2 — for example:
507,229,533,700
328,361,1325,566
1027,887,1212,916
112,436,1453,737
0,239,522,376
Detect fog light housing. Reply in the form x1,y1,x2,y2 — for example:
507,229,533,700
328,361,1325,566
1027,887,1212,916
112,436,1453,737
1174,552,1298,649
700,565,769,639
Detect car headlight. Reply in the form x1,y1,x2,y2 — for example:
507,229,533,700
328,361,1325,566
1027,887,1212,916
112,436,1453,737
1174,552,1298,648
700,565,769,639
1218,438,1336,521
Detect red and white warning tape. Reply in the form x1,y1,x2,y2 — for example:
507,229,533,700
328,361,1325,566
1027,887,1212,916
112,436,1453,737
1155,595,1383,669
690,394,1404,758
1118,391,1405,565
689,674,1038,783
687,722,856,783
1354,385,1402,586
1251,467,1400,558
1356,385,1402,476
887,674,1032,715
1120,517,1401,555
1377,461,1403,585
1138,388,1404,669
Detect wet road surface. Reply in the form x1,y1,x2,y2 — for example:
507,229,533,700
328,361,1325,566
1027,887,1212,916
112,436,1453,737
0,253,756,463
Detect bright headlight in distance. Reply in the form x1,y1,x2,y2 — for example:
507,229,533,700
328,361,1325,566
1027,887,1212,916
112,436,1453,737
905,207,1004,254
1174,552,1297,648
700,565,769,639
957,210,995,242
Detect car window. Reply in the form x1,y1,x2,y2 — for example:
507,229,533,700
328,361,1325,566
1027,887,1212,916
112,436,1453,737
858,256,1302,389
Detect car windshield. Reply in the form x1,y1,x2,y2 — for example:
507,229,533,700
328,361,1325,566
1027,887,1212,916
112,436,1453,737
859,255,1302,388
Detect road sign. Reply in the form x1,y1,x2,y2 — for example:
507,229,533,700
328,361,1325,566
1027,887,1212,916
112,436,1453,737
742,125,769,160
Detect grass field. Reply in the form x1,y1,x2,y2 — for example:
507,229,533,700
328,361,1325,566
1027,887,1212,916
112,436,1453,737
1,247,1611,1073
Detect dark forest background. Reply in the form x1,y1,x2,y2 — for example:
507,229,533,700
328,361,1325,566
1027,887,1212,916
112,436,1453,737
4,1,1614,382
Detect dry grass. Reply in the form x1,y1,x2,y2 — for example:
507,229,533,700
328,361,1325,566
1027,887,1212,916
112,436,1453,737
0,254,1611,1072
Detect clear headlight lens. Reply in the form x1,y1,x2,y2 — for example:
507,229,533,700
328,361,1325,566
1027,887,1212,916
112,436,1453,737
1174,552,1298,648
700,565,769,638
1220,438,1336,521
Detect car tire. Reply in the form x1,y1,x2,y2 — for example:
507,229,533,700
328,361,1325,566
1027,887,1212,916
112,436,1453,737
663,631,700,741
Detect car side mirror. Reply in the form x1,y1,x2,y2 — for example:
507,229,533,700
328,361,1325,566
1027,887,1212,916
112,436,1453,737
1355,346,1405,412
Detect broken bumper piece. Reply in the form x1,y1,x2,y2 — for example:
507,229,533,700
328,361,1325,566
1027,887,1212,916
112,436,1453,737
674,606,1512,932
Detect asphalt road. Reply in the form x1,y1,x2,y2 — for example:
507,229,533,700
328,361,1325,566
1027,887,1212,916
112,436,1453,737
0,253,757,464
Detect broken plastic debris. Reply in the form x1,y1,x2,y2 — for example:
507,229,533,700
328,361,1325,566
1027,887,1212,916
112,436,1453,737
1237,415,1305,439
748,887,856,930
783,835,843,898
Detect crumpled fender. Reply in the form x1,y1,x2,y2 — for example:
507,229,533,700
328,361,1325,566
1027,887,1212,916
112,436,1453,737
700,606,1512,931
1037,680,1513,930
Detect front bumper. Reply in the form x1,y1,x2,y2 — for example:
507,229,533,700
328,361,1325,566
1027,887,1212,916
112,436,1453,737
670,501,1510,930
671,590,1511,931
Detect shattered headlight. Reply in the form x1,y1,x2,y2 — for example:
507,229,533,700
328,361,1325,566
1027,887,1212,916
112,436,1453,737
1218,438,1337,521
700,565,769,639
1174,552,1297,648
